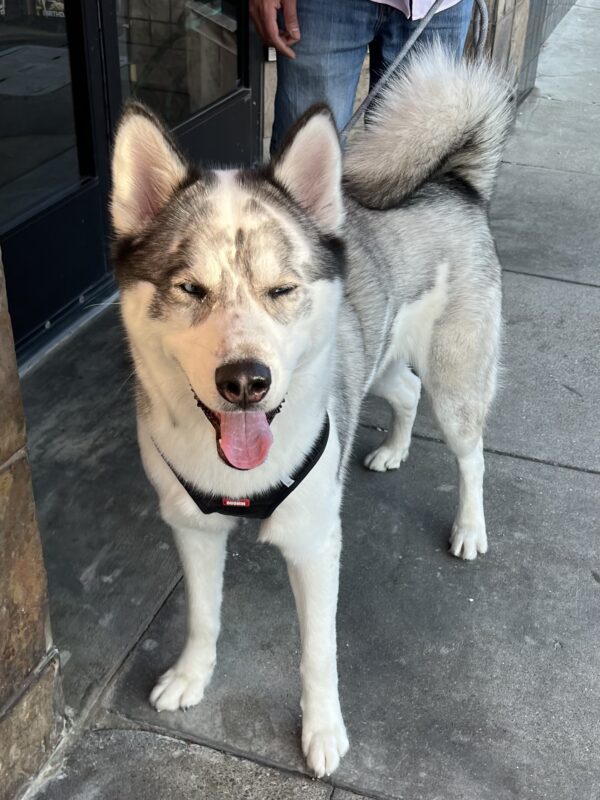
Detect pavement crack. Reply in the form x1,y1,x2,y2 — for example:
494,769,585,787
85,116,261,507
501,268,600,290
561,383,584,399
500,157,600,178
403,431,600,475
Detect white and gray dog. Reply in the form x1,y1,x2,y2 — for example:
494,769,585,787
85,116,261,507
111,45,513,777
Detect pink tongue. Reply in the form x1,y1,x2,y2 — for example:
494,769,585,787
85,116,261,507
219,411,273,470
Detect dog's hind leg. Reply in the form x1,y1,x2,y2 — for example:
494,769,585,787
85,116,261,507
424,310,499,560
364,360,421,472
149,523,231,711
454,440,489,561
443,432,487,561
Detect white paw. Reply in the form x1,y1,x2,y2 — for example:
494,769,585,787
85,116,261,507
149,660,213,712
302,718,349,778
364,443,409,472
449,524,488,561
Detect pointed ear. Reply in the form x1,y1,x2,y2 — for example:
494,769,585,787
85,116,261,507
271,106,344,234
111,102,188,236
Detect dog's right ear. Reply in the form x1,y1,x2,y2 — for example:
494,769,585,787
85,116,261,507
111,102,188,236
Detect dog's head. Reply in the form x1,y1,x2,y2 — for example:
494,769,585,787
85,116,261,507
111,102,345,470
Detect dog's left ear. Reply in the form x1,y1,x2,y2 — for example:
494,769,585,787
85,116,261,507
271,106,344,235
111,102,188,236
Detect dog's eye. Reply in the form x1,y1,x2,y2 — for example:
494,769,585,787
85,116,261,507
268,285,296,299
179,282,207,299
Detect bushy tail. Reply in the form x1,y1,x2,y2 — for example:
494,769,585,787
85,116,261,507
343,43,515,207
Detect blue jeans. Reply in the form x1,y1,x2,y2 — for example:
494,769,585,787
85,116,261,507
271,0,474,151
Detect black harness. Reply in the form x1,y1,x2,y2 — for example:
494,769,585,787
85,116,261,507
155,414,330,520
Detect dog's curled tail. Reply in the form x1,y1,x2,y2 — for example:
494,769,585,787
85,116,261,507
343,43,515,207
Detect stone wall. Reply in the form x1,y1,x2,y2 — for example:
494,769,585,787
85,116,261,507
118,0,191,126
481,0,532,81
118,0,238,128
0,254,63,800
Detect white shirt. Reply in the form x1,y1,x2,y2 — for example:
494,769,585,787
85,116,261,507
371,0,461,21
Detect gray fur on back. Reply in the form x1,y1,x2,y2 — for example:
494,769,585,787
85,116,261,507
334,183,501,470
328,48,511,469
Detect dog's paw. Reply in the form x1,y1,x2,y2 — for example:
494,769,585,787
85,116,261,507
364,443,409,472
302,719,349,778
149,661,213,712
449,524,488,561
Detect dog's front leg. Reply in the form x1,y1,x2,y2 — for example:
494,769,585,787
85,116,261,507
289,523,348,777
265,487,348,777
150,523,231,712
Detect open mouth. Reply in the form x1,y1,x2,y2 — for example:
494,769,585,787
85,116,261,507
191,388,283,471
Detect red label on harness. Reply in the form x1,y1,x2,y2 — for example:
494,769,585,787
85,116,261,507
222,497,251,508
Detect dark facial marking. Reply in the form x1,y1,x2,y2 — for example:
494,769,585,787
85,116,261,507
236,170,346,283
112,173,216,289
243,198,269,217
234,221,300,288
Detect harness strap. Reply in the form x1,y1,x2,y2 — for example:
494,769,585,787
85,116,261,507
154,414,330,520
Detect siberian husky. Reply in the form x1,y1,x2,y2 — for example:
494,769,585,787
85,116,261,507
111,46,513,777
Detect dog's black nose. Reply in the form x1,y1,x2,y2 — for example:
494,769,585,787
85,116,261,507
215,360,271,407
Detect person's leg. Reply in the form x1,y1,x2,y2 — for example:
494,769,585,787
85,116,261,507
373,0,475,81
271,0,380,152
411,0,475,55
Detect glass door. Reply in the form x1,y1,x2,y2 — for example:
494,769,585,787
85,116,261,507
107,0,262,164
1,0,262,359
1,0,114,357
0,3,79,229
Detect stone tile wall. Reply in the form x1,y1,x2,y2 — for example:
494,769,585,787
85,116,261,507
119,0,238,128
118,0,190,125
479,0,530,78
0,255,63,800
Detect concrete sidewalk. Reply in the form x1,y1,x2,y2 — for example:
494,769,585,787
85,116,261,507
22,4,600,798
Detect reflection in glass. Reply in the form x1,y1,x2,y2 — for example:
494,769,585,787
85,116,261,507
117,0,239,128
0,1,79,231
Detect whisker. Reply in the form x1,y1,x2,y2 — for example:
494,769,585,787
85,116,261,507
116,369,136,397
